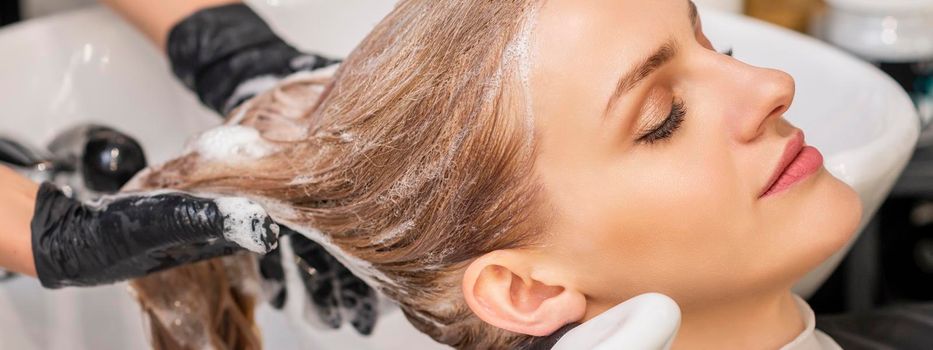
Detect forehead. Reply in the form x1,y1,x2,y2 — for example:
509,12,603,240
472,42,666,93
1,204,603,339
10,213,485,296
532,0,688,55
527,0,689,126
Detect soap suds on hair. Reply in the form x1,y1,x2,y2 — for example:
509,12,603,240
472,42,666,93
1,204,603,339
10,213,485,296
501,3,540,150
373,219,415,246
502,7,536,92
240,197,398,292
214,197,280,253
224,75,281,114
189,125,276,162
287,174,319,186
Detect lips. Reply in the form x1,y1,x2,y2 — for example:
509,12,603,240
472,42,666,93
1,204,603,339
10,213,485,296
759,130,823,198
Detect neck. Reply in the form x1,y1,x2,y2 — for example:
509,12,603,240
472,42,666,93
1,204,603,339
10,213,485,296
671,290,804,350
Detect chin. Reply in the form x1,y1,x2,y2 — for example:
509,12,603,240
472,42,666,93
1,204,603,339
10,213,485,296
767,170,863,286
824,174,863,250
797,171,864,273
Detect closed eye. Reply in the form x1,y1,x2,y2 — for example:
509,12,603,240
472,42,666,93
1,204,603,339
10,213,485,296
636,99,686,144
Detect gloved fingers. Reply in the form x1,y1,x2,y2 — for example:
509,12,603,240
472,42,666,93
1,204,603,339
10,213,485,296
258,247,287,309
213,197,280,253
100,192,281,254
291,233,343,329
336,264,378,335
265,231,379,335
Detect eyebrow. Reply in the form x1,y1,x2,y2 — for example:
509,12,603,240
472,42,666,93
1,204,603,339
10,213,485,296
604,1,699,116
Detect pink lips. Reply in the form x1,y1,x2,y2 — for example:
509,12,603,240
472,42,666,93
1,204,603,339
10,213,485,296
760,130,823,199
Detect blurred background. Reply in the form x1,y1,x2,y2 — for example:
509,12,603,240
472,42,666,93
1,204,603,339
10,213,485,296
0,0,931,319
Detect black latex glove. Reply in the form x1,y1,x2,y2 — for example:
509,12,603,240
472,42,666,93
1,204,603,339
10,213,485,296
259,228,379,335
31,182,280,289
168,3,339,115
1,124,149,283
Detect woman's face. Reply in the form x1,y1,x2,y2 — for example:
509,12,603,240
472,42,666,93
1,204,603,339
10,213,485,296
528,0,862,316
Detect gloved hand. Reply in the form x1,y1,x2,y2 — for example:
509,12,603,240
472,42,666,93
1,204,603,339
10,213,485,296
259,230,379,336
31,182,280,288
550,293,682,350
2,123,281,288
1,124,148,284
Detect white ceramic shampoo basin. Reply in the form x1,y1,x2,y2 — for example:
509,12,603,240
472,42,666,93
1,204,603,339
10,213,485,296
0,3,918,349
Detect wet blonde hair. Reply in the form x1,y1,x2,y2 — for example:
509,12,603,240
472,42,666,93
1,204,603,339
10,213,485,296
129,1,550,348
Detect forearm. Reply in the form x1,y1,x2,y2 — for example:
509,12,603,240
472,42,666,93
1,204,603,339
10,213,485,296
100,0,240,50
0,166,38,277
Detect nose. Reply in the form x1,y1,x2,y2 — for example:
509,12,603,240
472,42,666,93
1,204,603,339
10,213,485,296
732,65,796,143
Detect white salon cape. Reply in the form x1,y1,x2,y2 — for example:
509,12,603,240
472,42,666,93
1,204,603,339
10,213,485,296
552,293,842,350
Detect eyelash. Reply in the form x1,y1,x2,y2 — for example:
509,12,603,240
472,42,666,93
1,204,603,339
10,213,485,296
637,98,686,144
634,46,731,145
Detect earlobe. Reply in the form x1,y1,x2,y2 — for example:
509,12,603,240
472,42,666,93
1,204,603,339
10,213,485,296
462,251,586,337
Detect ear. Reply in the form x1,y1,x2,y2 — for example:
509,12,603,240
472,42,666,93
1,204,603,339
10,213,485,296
461,250,586,337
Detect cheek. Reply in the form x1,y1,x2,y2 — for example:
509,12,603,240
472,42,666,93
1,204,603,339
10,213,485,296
564,144,755,295
605,154,749,256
